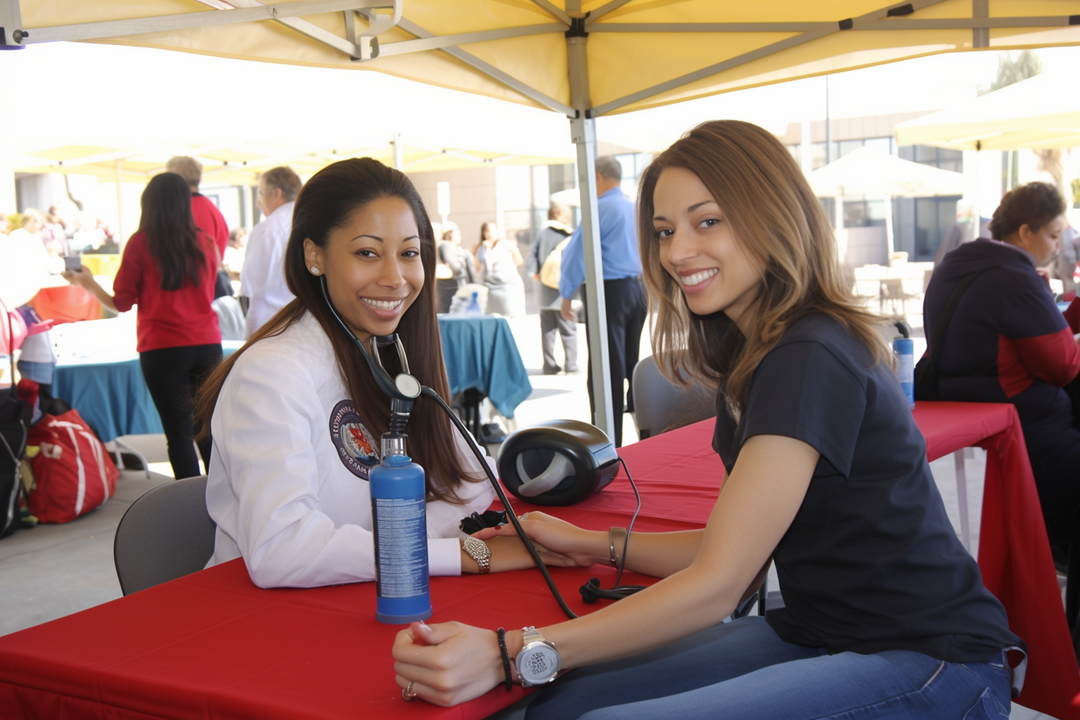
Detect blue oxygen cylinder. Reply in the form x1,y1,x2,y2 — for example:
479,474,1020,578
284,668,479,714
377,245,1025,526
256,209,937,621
370,435,432,624
894,337,915,408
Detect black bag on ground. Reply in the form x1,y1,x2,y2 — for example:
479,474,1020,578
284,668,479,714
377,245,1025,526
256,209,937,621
914,270,987,402
0,311,31,539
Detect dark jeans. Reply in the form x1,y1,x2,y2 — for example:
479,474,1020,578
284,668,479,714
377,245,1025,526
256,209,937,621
526,617,1013,720
140,343,222,479
582,276,647,447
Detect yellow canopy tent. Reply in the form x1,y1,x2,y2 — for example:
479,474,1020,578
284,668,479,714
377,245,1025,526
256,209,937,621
7,0,1079,444
894,71,1080,150
9,137,574,242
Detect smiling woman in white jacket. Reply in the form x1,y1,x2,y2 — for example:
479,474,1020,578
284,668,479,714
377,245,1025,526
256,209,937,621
195,159,552,588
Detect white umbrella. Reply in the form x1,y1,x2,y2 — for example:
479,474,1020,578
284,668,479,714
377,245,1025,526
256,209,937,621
808,147,966,198
808,147,964,256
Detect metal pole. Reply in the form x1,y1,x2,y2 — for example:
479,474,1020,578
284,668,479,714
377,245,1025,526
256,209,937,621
567,29,615,442
392,133,403,170
114,159,125,248
824,76,832,164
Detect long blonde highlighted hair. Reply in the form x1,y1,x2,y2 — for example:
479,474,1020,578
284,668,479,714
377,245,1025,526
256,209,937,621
638,120,889,416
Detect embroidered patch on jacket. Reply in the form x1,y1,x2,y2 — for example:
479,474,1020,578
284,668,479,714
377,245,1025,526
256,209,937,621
329,400,379,479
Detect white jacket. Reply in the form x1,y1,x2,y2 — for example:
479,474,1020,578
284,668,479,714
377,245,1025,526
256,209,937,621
205,311,496,588
240,201,295,339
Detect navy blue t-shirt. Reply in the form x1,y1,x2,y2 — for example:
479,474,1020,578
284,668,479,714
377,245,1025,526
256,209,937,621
712,314,1022,661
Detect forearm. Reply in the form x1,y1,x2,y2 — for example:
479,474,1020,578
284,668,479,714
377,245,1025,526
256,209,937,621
84,277,117,312
507,562,738,669
610,528,705,578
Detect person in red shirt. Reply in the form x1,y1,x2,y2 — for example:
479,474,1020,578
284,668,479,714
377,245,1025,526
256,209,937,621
65,172,223,480
166,155,229,260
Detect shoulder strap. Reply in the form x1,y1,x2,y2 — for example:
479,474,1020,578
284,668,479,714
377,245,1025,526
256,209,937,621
927,269,989,357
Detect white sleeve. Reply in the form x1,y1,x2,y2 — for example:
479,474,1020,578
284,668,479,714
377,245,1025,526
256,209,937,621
423,427,498,540
239,224,270,336
209,354,380,588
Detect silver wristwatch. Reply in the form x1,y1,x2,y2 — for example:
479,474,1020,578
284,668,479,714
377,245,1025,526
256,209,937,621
515,626,561,687
462,537,491,574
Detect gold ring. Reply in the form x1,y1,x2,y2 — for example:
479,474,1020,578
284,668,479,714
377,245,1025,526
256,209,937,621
402,680,417,702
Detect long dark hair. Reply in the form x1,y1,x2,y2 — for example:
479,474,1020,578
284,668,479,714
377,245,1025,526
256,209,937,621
139,172,209,291
196,158,482,502
638,121,889,416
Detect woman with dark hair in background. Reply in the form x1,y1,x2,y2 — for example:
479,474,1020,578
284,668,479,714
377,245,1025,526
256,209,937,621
925,180,1080,659
65,172,223,479
192,158,561,589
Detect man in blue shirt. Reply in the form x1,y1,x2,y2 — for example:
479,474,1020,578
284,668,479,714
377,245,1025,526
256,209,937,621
559,156,646,446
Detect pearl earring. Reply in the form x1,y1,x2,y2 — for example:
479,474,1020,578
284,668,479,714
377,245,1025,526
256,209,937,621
310,266,320,275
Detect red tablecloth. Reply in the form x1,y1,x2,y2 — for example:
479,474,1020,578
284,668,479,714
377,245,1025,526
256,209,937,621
0,403,1076,719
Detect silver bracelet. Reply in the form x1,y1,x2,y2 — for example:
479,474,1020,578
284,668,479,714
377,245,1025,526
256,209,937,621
608,527,627,568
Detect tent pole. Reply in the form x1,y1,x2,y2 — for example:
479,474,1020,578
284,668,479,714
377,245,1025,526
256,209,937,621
567,24,615,443
392,133,403,170
114,159,125,248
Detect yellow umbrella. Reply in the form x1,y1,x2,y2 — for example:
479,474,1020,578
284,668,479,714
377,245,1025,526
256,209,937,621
12,0,1078,441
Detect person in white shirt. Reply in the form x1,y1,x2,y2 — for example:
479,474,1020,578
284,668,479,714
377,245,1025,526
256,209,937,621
195,158,563,588
240,166,302,338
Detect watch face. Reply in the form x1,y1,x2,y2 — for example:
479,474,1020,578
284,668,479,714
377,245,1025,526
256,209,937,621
519,644,560,684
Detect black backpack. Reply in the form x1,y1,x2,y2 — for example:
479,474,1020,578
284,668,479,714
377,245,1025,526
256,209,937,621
0,308,31,539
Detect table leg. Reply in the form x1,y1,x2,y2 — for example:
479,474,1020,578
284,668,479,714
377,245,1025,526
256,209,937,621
114,438,151,479
954,450,971,550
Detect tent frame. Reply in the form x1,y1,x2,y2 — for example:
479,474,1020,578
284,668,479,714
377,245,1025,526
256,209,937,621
7,0,1080,441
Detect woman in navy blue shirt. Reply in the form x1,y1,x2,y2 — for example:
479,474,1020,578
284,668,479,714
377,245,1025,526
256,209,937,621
391,121,1022,719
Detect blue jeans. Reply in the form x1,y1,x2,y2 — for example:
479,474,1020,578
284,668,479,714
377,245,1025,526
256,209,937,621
525,617,1012,720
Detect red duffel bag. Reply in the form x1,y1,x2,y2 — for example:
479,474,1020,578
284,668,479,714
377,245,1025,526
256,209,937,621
26,409,119,523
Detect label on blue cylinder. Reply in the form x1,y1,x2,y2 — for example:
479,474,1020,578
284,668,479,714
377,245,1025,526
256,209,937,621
893,338,915,408
372,497,429,598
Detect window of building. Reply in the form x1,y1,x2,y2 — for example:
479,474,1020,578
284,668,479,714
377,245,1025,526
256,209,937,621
843,199,887,228
899,145,963,173
914,196,962,260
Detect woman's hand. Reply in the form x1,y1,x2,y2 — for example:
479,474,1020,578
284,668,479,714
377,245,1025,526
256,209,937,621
475,512,605,568
393,621,504,706
62,266,93,288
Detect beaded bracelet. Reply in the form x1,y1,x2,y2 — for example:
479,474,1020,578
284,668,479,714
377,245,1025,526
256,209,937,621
496,627,513,691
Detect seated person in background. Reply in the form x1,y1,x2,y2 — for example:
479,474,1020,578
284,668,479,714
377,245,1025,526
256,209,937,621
392,121,1022,717
924,180,1080,659
194,159,563,589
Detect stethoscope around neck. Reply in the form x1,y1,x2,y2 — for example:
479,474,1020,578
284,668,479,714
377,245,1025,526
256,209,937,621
318,275,420,434
316,274,584,619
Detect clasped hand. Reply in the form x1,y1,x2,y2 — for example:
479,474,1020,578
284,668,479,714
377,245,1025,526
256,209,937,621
394,513,595,705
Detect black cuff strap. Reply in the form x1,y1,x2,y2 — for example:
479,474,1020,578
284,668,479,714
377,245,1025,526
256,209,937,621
496,627,513,691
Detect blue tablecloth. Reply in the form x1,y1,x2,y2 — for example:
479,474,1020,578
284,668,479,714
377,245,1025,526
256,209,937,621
53,341,244,442
55,317,532,441
437,315,532,418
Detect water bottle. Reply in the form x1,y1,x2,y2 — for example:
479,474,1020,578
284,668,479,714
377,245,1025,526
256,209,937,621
893,337,915,408
465,291,482,315
369,435,432,624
